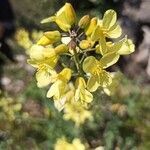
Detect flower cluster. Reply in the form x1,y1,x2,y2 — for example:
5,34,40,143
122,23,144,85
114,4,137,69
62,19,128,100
0,97,22,121
55,138,85,150
28,3,134,125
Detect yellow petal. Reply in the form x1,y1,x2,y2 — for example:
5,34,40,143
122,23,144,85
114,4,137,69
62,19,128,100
83,56,97,73
91,25,102,41
55,19,71,31
87,76,99,92
27,59,39,68
117,39,135,55
75,77,86,89
100,52,120,68
99,34,107,55
47,82,58,98
98,71,112,87
106,23,122,38
62,3,76,25
37,36,52,46
82,89,93,103
109,38,126,53
102,9,117,29
74,88,79,101
47,81,67,99
58,68,72,82
29,45,57,66
41,16,56,24
29,44,44,60
36,69,54,88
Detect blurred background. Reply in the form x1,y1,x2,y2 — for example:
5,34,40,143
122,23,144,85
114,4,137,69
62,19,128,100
0,0,150,149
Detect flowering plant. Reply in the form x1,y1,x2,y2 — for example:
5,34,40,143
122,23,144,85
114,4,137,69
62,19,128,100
28,3,134,125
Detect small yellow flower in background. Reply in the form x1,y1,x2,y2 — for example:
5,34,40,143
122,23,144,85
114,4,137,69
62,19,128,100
0,97,22,121
55,138,85,150
27,3,135,125
15,28,43,54
54,87,74,111
103,72,122,96
15,28,32,50
31,30,43,42
63,101,92,126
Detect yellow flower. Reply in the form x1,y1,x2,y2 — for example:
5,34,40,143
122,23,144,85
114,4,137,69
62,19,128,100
47,68,72,100
0,97,22,121
96,37,135,56
91,10,122,42
100,9,122,38
15,28,32,50
41,3,76,31
63,101,92,126
35,66,57,88
28,44,58,87
55,138,85,150
75,77,93,104
72,139,85,150
83,56,112,92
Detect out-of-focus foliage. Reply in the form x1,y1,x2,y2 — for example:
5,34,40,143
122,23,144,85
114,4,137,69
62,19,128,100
0,74,149,149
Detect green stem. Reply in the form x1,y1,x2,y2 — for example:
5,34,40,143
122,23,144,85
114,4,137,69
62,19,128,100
72,48,84,77
81,48,96,53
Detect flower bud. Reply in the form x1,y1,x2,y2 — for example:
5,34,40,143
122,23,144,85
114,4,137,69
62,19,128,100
64,3,76,25
55,3,76,31
85,17,97,36
78,15,90,29
37,31,61,46
44,31,61,42
55,44,69,54
79,40,92,49
37,36,52,46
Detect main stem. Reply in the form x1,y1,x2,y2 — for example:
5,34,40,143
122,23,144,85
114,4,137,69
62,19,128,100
73,48,84,77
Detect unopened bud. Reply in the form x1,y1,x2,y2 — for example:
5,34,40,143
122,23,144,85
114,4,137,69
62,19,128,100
78,15,90,29
54,3,76,31
44,31,61,42
55,44,69,54
37,36,52,46
85,17,97,36
79,40,92,49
